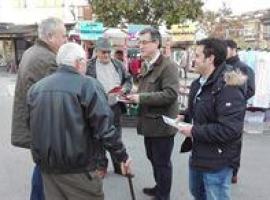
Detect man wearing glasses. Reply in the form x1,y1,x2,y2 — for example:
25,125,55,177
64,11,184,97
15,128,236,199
86,37,132,176
127,27,179,200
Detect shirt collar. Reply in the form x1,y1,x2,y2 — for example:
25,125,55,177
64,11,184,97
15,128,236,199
145,50,161,67
199,76,208,86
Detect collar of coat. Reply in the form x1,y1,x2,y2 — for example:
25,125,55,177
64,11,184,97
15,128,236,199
36,39,56,54
57,65,80,75
196,61,246,95
139,54,164,77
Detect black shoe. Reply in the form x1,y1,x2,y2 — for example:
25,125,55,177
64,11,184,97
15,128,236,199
142,187,156,196
114,164,123,175
231,175,238,184
114,168,122,175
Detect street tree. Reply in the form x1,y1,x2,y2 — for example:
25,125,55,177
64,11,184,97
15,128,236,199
88,0,204,27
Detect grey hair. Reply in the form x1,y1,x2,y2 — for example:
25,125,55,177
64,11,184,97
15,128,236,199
139,27,162,48
56,42,86,66
38,17,64,40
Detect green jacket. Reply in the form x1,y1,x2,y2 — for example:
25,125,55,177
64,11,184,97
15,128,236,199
11,40,57,148
137,55,179,137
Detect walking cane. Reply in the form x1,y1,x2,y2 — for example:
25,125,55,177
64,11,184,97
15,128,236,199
126,174,136,200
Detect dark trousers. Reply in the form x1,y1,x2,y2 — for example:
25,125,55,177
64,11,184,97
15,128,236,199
232,138,243,177
144,136,174,200
109,104,122,171
30,165,45,200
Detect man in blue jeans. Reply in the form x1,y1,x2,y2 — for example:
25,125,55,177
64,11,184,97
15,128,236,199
11,17,67,200
178,38,247,200
31,165,44,200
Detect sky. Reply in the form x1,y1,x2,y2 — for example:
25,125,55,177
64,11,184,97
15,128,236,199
203,0,270,14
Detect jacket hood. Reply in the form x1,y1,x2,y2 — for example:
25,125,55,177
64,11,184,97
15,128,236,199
224,69,247,86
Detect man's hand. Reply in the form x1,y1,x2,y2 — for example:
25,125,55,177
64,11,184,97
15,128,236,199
175,115,185,122
125,94,140,104
120,158,132,176
95,168,107,179
178,125,193,138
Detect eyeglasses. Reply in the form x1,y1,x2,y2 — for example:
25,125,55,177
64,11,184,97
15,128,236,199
138,40,155,45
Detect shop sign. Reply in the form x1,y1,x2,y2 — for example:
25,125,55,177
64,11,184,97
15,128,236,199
78,21,104,40
170,22,197,42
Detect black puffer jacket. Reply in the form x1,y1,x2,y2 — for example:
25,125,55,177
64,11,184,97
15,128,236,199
181,63,246,171
27,65,128,174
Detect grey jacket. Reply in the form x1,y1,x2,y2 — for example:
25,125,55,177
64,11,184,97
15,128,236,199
11,40,57,148
137,55,180,137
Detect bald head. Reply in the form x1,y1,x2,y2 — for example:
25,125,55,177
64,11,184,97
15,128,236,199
56,42,87,74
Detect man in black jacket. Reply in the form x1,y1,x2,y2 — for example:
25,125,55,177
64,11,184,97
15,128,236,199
27,42,131,200
179,38,246,200
86,37,132,175
225,39,255,100
225,39,255,184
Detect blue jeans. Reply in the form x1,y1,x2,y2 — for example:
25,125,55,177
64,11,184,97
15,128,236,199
30,165,45,200
189,165,233,200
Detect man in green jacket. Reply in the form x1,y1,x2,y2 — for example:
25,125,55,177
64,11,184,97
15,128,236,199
127,27,179,200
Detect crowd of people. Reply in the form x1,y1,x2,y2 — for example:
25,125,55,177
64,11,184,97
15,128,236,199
11,17,254,200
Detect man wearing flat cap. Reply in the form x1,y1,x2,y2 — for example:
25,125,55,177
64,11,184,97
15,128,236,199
86,37,132,176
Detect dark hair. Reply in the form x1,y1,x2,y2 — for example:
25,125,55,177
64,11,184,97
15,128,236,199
196,38,227,67
224,39,237,49
139,27,162,48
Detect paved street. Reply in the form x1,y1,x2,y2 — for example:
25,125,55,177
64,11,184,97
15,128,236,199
0,70,270,200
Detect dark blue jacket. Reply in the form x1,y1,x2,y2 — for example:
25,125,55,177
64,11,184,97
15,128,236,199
181,63,246,171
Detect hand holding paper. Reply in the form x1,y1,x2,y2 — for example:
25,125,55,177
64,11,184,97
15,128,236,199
162,115,193,137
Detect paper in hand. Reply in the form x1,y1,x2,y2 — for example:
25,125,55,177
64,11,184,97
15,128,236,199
162,115,191,128
108,86,122,94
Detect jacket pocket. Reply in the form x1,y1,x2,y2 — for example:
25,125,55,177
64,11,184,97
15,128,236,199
140,114,175,137
142,77,160,92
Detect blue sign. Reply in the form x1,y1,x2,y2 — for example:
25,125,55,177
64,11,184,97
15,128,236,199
79,21,104,40
128,24,150,40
